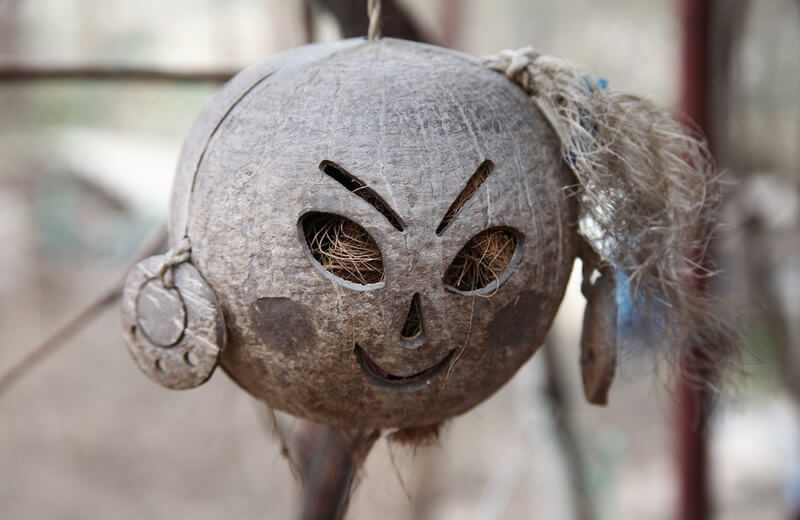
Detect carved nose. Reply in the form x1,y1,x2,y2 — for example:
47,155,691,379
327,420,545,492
400,293,425,347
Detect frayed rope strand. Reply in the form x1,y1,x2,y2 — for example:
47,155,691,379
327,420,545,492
367,0,381,40
482,47,734,375
154,237,191,289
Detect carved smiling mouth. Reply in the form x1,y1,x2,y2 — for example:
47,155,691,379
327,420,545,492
354,344,456,392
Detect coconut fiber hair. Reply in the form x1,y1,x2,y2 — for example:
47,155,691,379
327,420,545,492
483,47,735,379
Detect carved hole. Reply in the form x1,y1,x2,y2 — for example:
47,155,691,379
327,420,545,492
436,160,494,235
443,228,519,292
301,212,384,285
155,358,165,374
400,293,423,339
185,351,198,367
320,161,404,231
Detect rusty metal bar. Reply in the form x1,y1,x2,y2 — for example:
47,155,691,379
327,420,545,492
0,65,236,83
676,1,715,519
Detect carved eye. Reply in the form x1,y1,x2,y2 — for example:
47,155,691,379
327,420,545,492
300,211,385,287
443,228,520,293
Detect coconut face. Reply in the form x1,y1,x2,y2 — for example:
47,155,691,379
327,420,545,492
169,39,577,429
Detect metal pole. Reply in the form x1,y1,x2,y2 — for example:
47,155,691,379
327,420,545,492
677,1,714,519
0,65,235,83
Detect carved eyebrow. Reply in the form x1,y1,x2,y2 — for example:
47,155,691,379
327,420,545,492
435,160,494,236
319,161,404,231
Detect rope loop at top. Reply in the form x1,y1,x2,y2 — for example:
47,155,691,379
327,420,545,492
367,0,381,40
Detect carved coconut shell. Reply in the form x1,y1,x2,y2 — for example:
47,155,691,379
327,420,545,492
156,38,578,429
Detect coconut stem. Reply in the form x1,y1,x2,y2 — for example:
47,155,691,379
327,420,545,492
297,425,380,520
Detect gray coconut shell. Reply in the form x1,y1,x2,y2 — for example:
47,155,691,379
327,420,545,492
168,38,578,429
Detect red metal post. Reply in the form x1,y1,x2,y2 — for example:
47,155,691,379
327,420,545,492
677,1,714,519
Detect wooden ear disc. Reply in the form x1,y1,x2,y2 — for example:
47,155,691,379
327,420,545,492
579,270,618,405
121,255,225,390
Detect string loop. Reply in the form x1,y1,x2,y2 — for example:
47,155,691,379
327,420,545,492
154,237,192,289
367,0,381,40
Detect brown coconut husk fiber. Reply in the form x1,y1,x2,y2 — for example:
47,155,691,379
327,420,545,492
303,212,385,285
389,422,442,447
483,47,736,379
443,229,518,292
304,213,517,293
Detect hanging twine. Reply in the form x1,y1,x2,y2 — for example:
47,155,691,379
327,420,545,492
367,0,381,40
482,47,732,365
154,237,192,289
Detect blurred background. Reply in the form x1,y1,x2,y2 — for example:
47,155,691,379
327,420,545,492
0,0,798,518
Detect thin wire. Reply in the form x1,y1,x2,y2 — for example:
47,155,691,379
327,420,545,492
367,0,381,40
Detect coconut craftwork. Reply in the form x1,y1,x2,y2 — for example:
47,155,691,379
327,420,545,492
121,38,726,434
